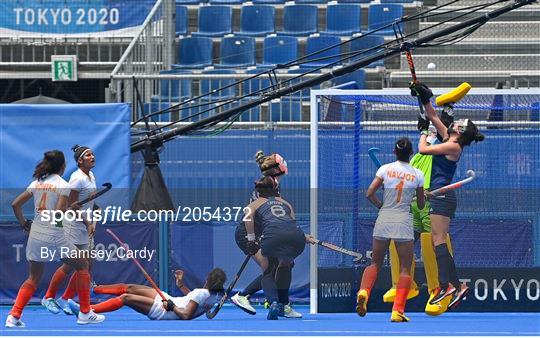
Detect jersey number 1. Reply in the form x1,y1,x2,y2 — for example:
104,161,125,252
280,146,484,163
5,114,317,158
396,180,404,203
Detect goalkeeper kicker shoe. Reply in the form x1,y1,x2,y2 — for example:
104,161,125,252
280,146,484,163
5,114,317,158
231,293,256,315
383,287,420,303
425,288,451,316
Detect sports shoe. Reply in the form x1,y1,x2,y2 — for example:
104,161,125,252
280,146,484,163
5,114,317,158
56,297,74,315
390,310,410,322
448,283,470,310
67,299,80,316
281,304,302,318
5,314,25,328
429,283,456,305
383,287,420,303
41,297,61,314
425,288,451,316
77,310,105,325
355,289,368,317
267,301,279,320
231,293,256,315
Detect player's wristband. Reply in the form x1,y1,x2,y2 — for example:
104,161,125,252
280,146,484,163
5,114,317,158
246,233,256,241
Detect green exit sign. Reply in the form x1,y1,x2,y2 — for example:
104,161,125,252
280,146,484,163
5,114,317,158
51,55,77,82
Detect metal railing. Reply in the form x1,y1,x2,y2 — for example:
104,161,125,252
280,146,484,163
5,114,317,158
109,0,176,104
113,72,334,122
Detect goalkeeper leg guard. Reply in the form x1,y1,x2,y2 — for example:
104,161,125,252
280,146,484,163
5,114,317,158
422,233,454,316
383,241,419,303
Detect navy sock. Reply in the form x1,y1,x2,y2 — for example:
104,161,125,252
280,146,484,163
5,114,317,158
435,243,451,288
240,274,263,297
447,254,460,288
276,266,292,304
261,274,278,303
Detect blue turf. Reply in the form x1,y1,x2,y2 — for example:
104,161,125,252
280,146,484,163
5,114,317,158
1,305,539,336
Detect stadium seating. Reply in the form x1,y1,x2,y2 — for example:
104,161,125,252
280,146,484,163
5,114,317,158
367,4,404,35
331,69,366,89
192,5,233,37
242,68,273,98
337,0,370,3
349,35,386,67
294,0,327,3
321,4,362,36
252,0,286,3
260,36,299,68
200,69,237,99
217,36,256,68
287,68,321,99
380,0,415,3
269,98,302,121
301,35,343,69
209,0,243,4
175,5,188,36
151,69,193,103
173,37,214,69
237,5,275,37
278,5,318,36
176,0,202,4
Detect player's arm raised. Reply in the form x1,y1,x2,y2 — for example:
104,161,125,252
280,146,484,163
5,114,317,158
418,135,461,157
411,82,449,141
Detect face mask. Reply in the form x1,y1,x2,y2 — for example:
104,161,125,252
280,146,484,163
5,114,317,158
426,134,437,144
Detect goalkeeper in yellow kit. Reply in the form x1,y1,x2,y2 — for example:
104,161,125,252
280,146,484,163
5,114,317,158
382,83,471,316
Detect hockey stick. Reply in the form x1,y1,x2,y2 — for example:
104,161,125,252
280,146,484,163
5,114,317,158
76,182,112,206
311,237,363,263
404,49,426,120
206,254,251,319
430,170,476,197
106,228,167,301
368,147,382,169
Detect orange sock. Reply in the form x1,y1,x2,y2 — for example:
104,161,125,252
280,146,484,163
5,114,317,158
93,284,128,295
45,268,68,299
91,297,124,313
76,270,91,314
10,279,38,319
393,274,412,313
61,272,77,300
360,265,379,297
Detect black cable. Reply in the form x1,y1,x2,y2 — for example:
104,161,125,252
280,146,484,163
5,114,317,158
130,0,519,138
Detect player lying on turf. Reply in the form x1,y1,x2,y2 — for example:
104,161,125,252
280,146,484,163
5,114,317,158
411,82,484,309
357,137,425,322
243,176,311,320
5,150,103,328
68,268,226,320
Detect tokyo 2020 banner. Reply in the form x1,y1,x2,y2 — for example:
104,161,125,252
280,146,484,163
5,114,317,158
0,0,155,37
